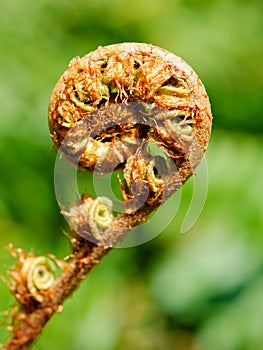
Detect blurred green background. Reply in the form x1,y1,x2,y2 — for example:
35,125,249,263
1,0,263,348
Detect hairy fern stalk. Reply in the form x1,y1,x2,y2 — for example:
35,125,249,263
3,43,212,349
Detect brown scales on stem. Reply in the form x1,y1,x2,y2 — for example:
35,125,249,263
3,43,212,349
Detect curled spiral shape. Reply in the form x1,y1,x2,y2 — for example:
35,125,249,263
22,256,57,302
49,43,212,246
64,195,114,240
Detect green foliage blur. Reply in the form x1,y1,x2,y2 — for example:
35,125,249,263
1,0,263,348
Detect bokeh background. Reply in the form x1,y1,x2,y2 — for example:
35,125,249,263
1,0,263,348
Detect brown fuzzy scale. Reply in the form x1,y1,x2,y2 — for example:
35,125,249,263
48,43,212,245
49,43,211,166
